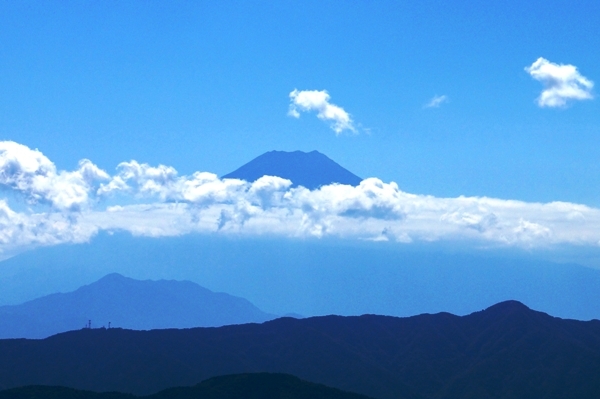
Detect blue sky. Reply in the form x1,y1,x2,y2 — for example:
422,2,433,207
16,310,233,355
0,1,599,260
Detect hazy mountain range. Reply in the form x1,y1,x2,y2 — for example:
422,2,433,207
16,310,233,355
2,233,600,320
1,301,599,399
0,273,275,339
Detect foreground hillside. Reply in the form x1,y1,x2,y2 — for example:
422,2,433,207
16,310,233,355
1,301,600,399
0,373,374,399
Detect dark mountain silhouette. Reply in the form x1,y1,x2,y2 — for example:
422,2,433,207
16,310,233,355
2,301,600,399
0,373,374,399
222,150,362,189
0,273,275,339
0,386,133,399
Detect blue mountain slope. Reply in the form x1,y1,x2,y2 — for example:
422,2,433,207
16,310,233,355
222,150,362,189
0,273,275,339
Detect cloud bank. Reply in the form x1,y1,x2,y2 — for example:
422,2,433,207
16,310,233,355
525,57,594,107
288,89,355,134
2,141,600,258
425,95,448,108
0,141,109,211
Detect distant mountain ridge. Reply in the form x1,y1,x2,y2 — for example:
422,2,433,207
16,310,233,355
222,150,362,189
1,301,600,399
0,273,275,339
3,233,600,321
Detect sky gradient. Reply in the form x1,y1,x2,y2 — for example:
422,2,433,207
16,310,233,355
0,1,599,262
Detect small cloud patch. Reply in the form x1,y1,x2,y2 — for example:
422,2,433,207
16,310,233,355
288,89,355,134
424,95,448,108
525,57,594,108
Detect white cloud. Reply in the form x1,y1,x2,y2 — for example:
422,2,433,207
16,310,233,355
0,141,109,211
83,180,600,248
0,199,98,259
5,141,600,257
525,57,594,107
99,160,179,200
288,89,355,134
425,95,448,108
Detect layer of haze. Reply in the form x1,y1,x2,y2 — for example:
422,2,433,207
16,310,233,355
1,1,599,322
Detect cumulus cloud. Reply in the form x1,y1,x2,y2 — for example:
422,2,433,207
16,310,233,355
288,89,355,134
0,199,98,259
425,95,448,108
0,141,109,211
4,140,600,257
525,57,594,107
98,160,179,200
83,179,600,247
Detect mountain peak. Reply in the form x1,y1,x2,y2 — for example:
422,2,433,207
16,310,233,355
467,300,539,324
222,150,362,190
484,300,531,314
96,273,128,282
